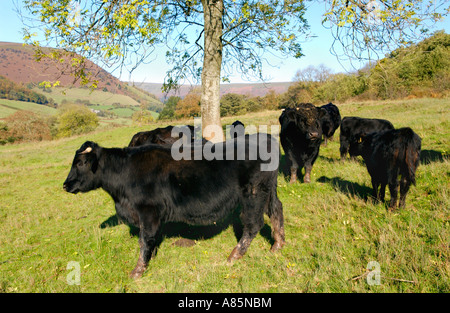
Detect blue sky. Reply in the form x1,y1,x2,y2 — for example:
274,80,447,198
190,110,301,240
1,1,449,84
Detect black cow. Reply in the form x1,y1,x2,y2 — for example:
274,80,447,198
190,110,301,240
279,103,324,183
340,116,394,159
349,127,421,210
128,125,196,147
319,102,341,146
230,120,245,139
63,135,285,278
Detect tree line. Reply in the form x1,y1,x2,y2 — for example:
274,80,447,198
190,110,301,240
0,76,50,105
158,31,449,119
159,31,450,120
286,31,450,105
0,104,99,145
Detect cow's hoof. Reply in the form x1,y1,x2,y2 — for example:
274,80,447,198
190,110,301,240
130,270,143,279
303,174,311,183
130,265,146,279
270,241,285,253
227,247,242,263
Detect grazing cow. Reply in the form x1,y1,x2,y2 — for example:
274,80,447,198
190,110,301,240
340,116,394,159
319,102,341,146
279,103,324,183
128,125,196,147
349,127,421,210
63,134,285,278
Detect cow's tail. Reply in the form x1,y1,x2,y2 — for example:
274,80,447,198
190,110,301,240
400,128,421,186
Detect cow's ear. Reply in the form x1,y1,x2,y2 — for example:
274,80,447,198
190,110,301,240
318,107,327,119
77,141,99,173
77,141,98,155
358,132,367,143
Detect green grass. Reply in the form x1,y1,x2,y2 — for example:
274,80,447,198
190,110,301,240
91,104,159,119
0,98,448,292
33,86,163,109
0,99,57,118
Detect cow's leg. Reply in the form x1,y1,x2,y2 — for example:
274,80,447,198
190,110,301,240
227,221,262,262
228,196,264,262
268,196,285,253
399,176,411,209
290,166,298,183
388,178,399,210
371,178,380,201
304,163,312,183
340,140,349,160
130,214,160,279
379,183,386,202
287,152,299,183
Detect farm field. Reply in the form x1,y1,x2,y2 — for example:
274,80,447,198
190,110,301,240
0,99,57,118
33,86,150,107
0,97,448,293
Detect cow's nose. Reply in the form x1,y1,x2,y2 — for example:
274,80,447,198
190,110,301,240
308,132,319,139
63,183,68,191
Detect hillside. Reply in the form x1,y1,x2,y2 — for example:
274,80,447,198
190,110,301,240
0,42,164,111
134,81,293,100
0,42,123,92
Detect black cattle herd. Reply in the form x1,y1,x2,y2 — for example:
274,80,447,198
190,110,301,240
63,102,421,278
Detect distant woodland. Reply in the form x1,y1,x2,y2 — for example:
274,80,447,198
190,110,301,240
0,76,50,105
160,31,450,119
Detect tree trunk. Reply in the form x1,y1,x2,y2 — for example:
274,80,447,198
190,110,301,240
201,0,224,142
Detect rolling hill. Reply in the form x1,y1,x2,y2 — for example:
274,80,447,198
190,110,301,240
134,81,293,101
0,42,123,92
0,42,164,112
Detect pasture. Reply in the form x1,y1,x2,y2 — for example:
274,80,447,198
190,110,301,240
0,97,448,292
0,99,57,118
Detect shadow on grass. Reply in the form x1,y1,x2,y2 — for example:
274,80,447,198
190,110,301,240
100,208,275,248
317,176,372,200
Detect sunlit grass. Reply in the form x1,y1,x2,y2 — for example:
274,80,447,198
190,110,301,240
0,97,448,292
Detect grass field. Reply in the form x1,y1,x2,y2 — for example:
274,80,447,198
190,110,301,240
0,99,57,118
33,86,162,108
0,98,448,293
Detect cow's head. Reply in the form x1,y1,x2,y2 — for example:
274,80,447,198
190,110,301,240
63,141,101,194
295,105,324,141
348,133,367,156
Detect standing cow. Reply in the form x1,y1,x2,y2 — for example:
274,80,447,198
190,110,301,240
349,127,421,210
340,116,394,160
279,103,324,183
63,134,285,278
319,102,341,146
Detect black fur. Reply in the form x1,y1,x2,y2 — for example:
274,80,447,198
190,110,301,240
318,102,341,146
339,116,394,159
349,127,421,209
279,103,324,183
128,125,196,146
63,134,285,278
